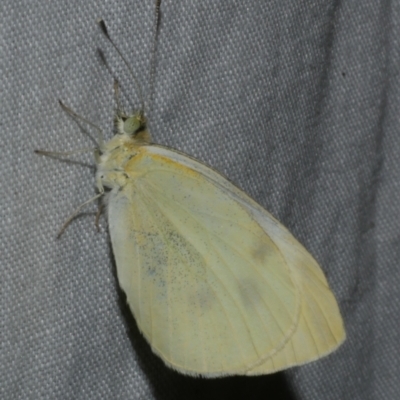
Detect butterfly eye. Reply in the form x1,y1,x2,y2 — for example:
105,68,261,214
123,113,147,136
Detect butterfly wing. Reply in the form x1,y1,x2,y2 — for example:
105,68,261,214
107,145,345,376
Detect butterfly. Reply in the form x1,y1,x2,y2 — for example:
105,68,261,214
36,8,345,377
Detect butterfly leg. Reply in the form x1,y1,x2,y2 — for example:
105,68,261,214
57,191,105,238
59,100,105,149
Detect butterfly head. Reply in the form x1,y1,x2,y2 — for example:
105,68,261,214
115,111,151,143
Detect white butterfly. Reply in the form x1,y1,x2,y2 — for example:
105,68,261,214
36,10,345,377
96,109,345,377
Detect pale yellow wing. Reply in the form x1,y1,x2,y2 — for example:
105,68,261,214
107,145,345,376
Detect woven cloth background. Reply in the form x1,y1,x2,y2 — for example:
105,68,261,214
2,0,399,399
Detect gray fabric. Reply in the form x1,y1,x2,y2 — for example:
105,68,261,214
2,0,399,399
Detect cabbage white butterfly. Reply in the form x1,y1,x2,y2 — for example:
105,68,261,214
36,2,345,377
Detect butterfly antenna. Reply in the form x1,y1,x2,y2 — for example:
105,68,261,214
146,0,162,115
98,19,145,114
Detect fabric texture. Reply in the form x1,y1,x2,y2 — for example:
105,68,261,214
2,0,399,399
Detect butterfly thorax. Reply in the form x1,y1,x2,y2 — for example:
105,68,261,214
95,111,151,192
